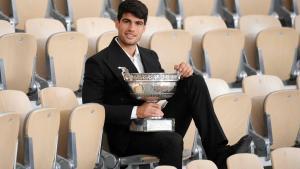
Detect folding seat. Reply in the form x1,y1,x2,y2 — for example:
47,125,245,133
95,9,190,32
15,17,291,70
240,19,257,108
271,147,300,169
205,78,230,100
25,18,66,79
256,27,299,82
0,33,39,95
186,159,218,169
242,75,284,158
75,17,116,57
139,16,173,49
239,15,282,69
46,32,88,92
0,113,20,169
97,31,118,52
227,153,264,169
0,20,14,36
264,90,300,149
183,16,227,74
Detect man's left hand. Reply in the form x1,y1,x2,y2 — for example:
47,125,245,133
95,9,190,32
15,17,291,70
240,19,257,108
174,62,193,78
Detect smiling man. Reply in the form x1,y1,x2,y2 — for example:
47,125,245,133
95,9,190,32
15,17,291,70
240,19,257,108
82,0,252,169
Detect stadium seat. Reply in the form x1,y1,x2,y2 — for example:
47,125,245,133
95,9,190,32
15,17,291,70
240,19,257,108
205,78,230,100
0,113,20,169
239,15,281,70
256,27,299,82
0,20,14,36
186,159,218,169
25,18,66,79
75,17,116,57
271,147,300,169
154,166,176,169
139,0,165,16
275,0,300,26
183,16,227,74
227,153,264,169
97,31,118,52
46,32,88,92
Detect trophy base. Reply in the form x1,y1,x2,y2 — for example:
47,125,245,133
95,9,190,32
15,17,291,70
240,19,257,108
129,118,175,132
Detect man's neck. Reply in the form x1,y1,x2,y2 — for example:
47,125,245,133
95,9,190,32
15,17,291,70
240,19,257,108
117,38,137,57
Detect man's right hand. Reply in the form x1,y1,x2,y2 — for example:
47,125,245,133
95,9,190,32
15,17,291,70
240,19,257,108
136,102,164,118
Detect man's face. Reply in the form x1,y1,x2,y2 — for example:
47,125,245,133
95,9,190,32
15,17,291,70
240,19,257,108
115,12,146,46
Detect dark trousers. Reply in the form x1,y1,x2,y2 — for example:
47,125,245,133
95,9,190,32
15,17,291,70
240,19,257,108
124,74,228,168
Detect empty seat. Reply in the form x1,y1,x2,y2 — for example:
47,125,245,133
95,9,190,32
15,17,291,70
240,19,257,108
0,20,14,36
46,32,88,91
75,17,116,57
227,153,264,169
239,15,281,69
271,147,300,169
97,31,118,52
183,16,227,73
256,27,299,81
186,159,218,169
0,113,20,169
205,78,230,100
25,18,66,79
140,0,165,16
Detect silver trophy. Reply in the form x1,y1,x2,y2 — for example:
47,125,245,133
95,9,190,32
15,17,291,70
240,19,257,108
119,67,180,132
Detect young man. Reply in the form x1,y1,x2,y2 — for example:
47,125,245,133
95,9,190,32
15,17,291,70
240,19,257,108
82,0,252,168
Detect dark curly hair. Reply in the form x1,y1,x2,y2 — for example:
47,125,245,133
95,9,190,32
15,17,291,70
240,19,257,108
117,0,148,24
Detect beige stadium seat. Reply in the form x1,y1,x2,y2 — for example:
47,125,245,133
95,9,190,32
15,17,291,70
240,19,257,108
294,15,300,33
150,30,192,73
257,27,299,81
24,107,60,169
264,90,300,149
276,0,300,26
0,33,37,94
139,16,173,49
183,16,227,73
205,78,230,100
271,147,300,169
227,153,264,169
25,18,66,79
0,113,20,169
202,28,245,83
154,166,177,169
239,15,281,69
186,159,218,169
97,31,118,52
139,0,165,16
0,20,14,36
46,32,88,91
297,75,300,89
76,17,116,57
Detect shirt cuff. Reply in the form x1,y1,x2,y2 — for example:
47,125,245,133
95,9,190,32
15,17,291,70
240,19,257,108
131,106,138,119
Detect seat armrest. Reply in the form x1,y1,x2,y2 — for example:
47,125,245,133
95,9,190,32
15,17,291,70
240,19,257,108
165,8,182,29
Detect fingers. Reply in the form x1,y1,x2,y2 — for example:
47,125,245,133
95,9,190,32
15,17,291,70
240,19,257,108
137,103,164,118
174,62,193,78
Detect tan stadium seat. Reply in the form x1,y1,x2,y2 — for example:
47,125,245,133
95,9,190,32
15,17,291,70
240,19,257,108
25,18,66,79
264,90,300,149
183,16,227,73
0,33,37,94
202,28,245,83
24,107,60,169
76,17,116,57
139,0,165,16
186,159,218,169
227,153,264,169
154,166,177,169
239,15,281,69
0,113,20,169
257,27,299,81
97,31,118,52
205,78,230,100
294,15,300,33
271,147,300,169
46,32,88,91
0,20,14,36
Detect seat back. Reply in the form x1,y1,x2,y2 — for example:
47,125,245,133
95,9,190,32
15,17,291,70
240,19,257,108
257,27,298,80
154,166,177,169
227,153,264,169
76,17,116,57
205,78,230,100
24,108,60,169
271,147,300,169
150,30,192,73
40,87,78,157
183,16,227,72
186,159,218,169
69,103,105,169
139,16,173,48
139,0,162,16
97,31,118,52
237,0,273,15
203,28,244,83
0,20,14,36
242,75,284,136
264,90,300,149
182,0,216,17
294,0,300,14
0,113,20,169
70,0,106,22
239,15,281,69
0,90,33,164
213,93,251,145
297,75,300,89
25,18,66,79
47,32,88,91
15,0,50,30
0,33,36,93
294,15,300,33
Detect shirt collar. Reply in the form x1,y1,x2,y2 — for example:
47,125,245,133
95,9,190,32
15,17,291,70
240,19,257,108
115,37,140,60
